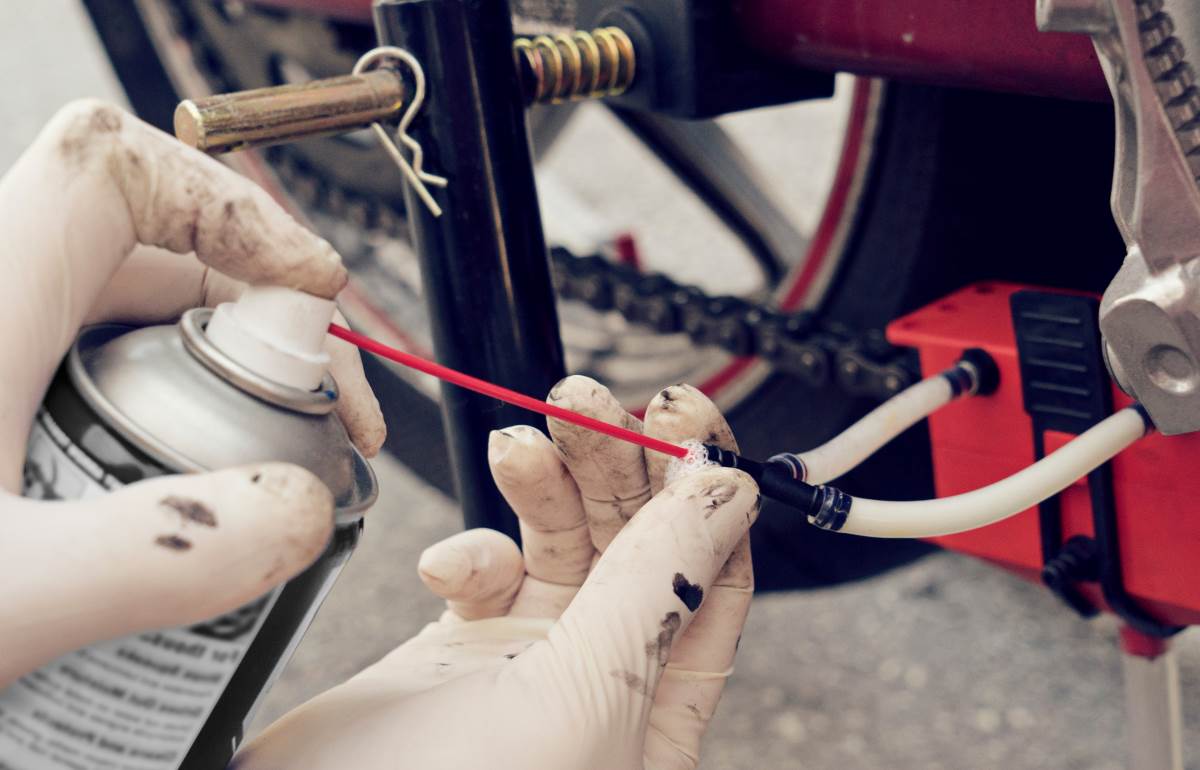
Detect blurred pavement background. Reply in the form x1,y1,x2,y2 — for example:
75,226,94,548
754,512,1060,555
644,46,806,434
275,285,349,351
4,2,1200,768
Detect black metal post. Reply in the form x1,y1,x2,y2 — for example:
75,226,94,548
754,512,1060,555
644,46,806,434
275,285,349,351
373,0,567,539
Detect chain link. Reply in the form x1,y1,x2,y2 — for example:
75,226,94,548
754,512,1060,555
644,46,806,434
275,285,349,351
550,248,917,400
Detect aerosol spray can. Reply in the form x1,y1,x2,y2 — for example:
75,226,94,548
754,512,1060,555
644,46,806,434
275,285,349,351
0,289,377,769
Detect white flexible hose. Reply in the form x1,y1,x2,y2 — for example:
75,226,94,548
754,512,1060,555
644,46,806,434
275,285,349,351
834,407,1148,538
789,374,956,484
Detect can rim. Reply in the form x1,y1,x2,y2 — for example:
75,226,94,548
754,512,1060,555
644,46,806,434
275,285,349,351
180,309,339,416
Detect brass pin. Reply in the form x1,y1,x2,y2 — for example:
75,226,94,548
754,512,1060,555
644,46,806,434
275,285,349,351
174,69,405,154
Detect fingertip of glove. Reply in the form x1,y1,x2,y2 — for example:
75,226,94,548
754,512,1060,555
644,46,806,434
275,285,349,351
666,466,760,526
545,374,616,412
348,396,387,459
645,384,736,445
488,426,547,467
646,383,703,415
309,237,349,299
417,528,524,597
417,542,473,592
45,99,127,157
544,376,640,448
231,462,335,560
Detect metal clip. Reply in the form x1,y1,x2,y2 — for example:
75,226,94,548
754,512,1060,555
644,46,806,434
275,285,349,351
352,46,448,217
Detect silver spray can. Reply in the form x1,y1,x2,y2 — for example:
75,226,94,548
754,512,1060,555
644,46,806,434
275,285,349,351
0,302,377,770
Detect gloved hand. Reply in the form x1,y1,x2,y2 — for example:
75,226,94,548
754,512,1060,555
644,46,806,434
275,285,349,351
235,376,758,770
0,100,386,684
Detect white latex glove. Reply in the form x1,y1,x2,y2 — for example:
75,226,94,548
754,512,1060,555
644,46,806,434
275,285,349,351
236,376,757,770
0,100,386,684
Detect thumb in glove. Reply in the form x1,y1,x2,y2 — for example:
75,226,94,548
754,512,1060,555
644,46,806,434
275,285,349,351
0,462,333,686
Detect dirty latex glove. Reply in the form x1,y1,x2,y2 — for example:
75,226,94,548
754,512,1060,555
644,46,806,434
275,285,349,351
236,377,756,770
0,100,386,684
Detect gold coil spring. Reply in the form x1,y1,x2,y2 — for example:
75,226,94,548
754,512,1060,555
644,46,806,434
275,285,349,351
513,27,636,105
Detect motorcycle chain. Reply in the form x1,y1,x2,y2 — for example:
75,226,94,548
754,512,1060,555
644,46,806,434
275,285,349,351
550,247,918,400
165,0,919,401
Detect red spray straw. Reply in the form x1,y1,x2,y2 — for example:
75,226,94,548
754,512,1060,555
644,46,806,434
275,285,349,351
329,324,690,458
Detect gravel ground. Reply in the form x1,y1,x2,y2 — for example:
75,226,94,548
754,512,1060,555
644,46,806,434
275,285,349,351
5,2,1200,768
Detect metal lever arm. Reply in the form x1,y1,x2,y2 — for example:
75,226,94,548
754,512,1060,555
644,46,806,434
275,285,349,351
1041,0,1200,434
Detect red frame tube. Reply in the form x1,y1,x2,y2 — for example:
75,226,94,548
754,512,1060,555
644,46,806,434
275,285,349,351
248,0,1108,100
734,0,1108,100
248,0,373,21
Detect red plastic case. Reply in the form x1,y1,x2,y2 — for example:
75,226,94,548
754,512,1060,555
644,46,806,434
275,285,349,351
888,282,1200,626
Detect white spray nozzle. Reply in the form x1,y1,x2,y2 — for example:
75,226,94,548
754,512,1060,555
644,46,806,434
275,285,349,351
205,286,336,391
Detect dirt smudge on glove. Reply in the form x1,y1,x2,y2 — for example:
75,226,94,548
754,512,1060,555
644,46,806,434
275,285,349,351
57,102,124,167
672,572,704,612
645,611,682,667
154,534,192,551
610,669,649,696
547,376,571,403
692,482,738,518
160,496,218,528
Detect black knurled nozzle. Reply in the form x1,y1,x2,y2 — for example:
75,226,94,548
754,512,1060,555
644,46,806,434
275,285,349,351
703,445,851,528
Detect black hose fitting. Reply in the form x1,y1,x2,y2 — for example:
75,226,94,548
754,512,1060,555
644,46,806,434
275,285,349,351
703,444,764,478
955,348,1001,396
807,485,853,531
703,444,852,528
1131,402,1155,435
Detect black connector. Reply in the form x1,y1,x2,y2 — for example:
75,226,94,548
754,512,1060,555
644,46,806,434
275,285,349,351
941,349,1000,398
958,348,1001,396
703,444,853,530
